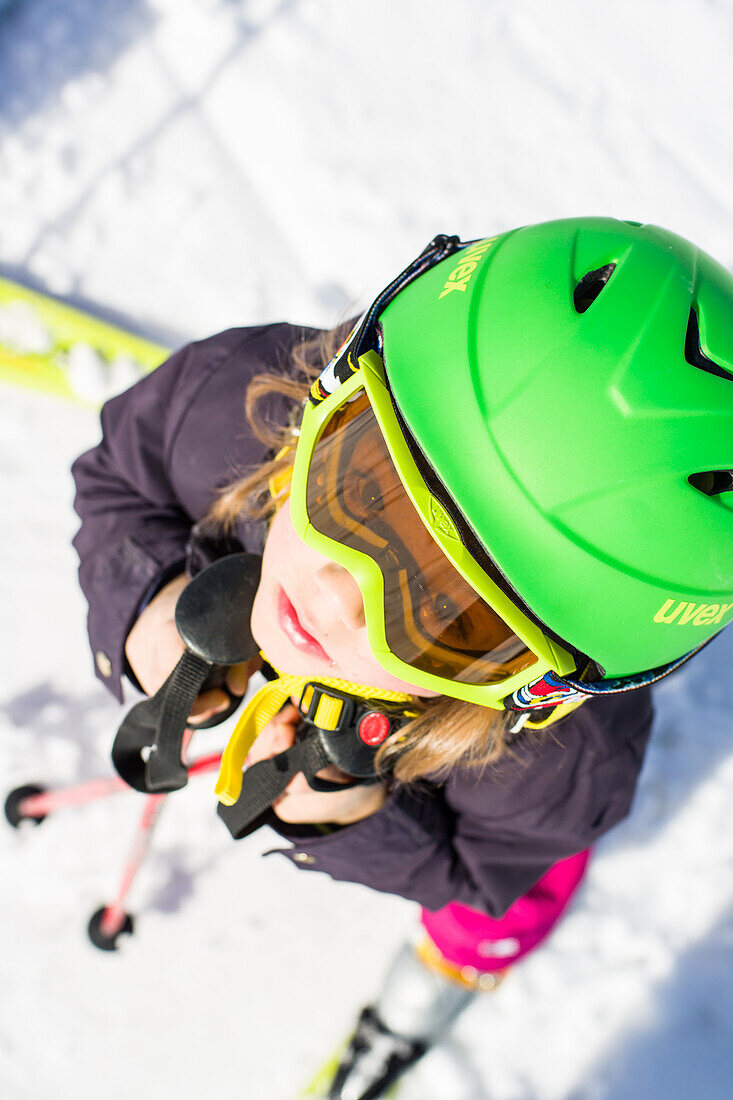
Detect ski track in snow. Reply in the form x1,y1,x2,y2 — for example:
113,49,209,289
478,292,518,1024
2,3,733,1098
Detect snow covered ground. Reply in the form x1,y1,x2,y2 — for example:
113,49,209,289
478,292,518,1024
2,1,733,1097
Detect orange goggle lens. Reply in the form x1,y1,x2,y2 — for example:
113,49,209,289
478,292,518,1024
305,392,537,686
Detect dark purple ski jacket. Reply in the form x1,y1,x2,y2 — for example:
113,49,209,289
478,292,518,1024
71,323,654,918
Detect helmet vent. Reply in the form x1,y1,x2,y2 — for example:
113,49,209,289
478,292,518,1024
573,264,616,314
688,470,733,496
685,309,733,381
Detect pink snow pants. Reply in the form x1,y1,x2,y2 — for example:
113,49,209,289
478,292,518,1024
421,849,592,973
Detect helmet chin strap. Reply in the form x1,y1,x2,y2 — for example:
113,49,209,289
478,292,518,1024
215,662,415,807
215,660,417,840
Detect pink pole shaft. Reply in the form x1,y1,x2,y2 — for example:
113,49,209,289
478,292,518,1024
19,775,129,818
100,792,167,938
18,745,221,822
98,730,223,939
188,752,222,776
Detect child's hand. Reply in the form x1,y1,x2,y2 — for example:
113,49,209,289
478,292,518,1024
124,572,261,724
247,704,389,826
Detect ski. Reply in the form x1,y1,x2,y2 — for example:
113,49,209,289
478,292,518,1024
0,275,169,406
298,1035,403,1099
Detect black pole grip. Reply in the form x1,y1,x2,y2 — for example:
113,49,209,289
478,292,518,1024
112,553,262,793
113,651,213,792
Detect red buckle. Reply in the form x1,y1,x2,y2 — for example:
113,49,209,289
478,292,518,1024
357,712,391,746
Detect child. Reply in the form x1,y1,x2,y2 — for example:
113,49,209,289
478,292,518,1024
71,218,733,1099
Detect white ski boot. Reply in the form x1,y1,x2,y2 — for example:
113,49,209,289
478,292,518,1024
325,937,506,1100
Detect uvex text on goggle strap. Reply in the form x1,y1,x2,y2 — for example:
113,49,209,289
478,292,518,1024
292,234,706,714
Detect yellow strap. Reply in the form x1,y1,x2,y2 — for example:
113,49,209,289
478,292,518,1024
215,661,413,806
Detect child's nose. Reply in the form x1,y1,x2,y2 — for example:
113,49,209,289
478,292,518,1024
315,562,367,631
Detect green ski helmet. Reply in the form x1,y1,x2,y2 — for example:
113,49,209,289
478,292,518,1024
293,218,733,710
380,217,733,679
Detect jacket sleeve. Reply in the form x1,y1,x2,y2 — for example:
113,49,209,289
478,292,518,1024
265,690,654,916
71,324,296,701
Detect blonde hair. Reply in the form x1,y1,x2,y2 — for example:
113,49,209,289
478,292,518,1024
204,324,516,783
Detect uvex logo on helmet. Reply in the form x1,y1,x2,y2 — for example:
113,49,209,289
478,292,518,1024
438,238,496,299
653,599,733,626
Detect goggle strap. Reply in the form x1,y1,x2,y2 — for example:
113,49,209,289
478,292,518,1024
310,234,466,407
504,635,716,712
504,670,592,712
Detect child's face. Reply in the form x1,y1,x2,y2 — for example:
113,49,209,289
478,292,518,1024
251,498,439,696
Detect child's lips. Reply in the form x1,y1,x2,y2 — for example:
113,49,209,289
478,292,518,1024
277,586,331,663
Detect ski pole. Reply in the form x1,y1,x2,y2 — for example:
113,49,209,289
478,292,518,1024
86,731,222,950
